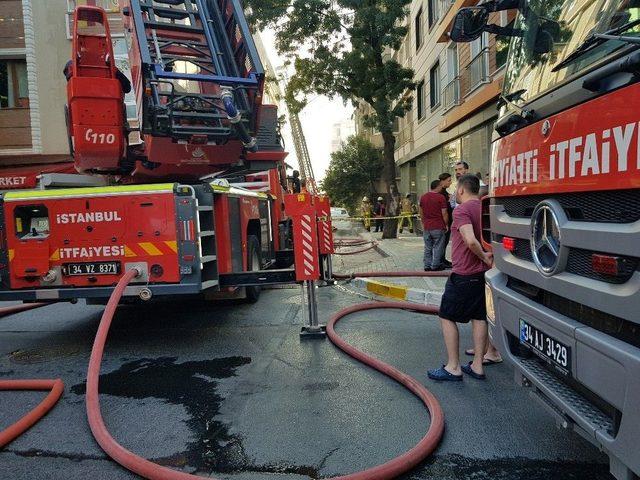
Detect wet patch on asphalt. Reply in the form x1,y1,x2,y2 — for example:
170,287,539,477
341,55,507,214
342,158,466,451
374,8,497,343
71,356,254,474
407,454,612,480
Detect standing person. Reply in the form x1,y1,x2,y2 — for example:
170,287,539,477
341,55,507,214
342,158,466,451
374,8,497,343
398,194,415,234
439,173,454,269
360,197,373,232
290,170,301,193
374,196,386,233
419,180,449,271
427,175,493,381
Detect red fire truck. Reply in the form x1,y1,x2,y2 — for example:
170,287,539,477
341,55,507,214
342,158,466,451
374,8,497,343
451,1,640,479
0,2,334,304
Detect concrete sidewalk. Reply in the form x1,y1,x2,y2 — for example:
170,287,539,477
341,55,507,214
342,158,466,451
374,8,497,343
332,225,448,305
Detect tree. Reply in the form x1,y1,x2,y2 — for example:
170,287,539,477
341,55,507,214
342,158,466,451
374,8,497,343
246,0,414,238
321,135,383,213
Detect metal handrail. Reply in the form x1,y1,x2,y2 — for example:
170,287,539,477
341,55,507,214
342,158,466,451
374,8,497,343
443,76,460,111
464,48,490,93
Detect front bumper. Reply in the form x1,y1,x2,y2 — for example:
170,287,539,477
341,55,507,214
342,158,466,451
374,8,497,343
487,269,640,479
0,282,202,301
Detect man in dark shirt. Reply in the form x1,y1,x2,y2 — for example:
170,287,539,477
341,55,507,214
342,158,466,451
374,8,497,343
290,170,301,193
428,175,493,382
419,180,449,271
438,172,454,268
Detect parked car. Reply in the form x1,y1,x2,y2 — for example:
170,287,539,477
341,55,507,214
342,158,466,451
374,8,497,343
330,207,351,231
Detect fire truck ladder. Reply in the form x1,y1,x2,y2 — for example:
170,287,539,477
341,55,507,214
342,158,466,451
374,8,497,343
289,111,317,194
127,0,264,142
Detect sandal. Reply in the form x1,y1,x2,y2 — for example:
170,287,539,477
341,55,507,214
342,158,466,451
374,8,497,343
462,362,486,380
427,366,463,382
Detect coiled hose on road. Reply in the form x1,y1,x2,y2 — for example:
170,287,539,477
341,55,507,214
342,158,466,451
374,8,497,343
0,303,64,449
1,268,447,479
334,237,378,256
83,269,446,479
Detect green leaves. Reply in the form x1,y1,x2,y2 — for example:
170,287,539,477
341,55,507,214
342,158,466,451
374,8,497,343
245,0,415,134
321,135,384,212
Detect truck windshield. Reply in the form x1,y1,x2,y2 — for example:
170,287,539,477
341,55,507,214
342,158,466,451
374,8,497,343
503,0,640,107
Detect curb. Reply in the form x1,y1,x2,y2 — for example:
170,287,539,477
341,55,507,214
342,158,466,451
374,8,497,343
350,277,443,307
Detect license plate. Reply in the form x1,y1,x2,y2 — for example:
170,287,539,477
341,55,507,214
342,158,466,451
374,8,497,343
519,319,571,375
63,262,121,276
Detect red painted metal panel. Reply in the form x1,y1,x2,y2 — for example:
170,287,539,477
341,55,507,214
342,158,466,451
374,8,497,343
4,192,180,289
284,193,319,281
492,83,640,197
315,196,334,255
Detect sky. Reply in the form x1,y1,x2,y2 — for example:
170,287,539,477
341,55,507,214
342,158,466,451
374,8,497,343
259,31,354,183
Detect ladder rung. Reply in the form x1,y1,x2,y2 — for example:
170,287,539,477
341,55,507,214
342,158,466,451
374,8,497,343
142,5,191,21
149,0,188,5
201,255,217,263
144,20,204,34
199,231,215,238
197,206,213,211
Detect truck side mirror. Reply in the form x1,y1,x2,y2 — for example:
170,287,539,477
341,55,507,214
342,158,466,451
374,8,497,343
449,7,489,42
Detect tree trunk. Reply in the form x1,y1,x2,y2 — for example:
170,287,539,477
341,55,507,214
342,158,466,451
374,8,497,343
381,130,399,239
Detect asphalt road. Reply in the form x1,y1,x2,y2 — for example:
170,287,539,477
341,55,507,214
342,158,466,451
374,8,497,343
0,285,614,479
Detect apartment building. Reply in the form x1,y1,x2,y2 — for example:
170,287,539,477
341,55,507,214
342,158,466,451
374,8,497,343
0,1,128,167
365,0,513,197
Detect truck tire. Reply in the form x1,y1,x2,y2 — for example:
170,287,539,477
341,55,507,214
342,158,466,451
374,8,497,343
244,235,261,303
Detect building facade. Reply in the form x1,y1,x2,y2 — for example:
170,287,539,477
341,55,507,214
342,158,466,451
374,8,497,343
356,0,513,197
0,0,128,165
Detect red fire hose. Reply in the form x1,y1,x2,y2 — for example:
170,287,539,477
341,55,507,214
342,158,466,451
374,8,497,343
333,244,378,255
333,271,451,280
0,379,64,448
84,269,445,479
0,301,63,449
326,302,444,479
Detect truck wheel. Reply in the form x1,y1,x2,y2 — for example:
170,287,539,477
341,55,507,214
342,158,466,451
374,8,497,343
244,235,261,303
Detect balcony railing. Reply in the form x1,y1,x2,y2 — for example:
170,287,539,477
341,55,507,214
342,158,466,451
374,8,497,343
464,48,490,95
443,76,460,111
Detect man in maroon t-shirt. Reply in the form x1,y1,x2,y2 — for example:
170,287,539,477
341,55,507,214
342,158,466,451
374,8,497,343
428,175,493,382
419,180,449,271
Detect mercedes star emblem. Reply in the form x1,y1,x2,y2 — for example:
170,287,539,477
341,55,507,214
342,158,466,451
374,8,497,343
530,201,566,276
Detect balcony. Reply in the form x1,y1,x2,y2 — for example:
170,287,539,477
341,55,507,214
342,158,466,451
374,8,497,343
463,48,490,96
443,76,460,111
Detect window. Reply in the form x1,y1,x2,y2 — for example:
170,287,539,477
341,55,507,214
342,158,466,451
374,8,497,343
446,43,458,81
416,81,425,120
429,61,441,109
0,60,29,109
427,0,437,28
415,8,423,51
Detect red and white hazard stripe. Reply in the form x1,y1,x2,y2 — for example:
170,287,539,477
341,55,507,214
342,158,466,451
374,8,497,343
300,214,316,276
181,220,195,241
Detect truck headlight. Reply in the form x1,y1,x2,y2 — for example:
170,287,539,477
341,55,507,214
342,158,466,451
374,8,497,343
485,283,495,326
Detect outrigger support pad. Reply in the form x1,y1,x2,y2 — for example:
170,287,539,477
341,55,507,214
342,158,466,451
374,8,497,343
300,280,326,339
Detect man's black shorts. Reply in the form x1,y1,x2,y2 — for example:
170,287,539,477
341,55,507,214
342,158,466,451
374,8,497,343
439,272,487,323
